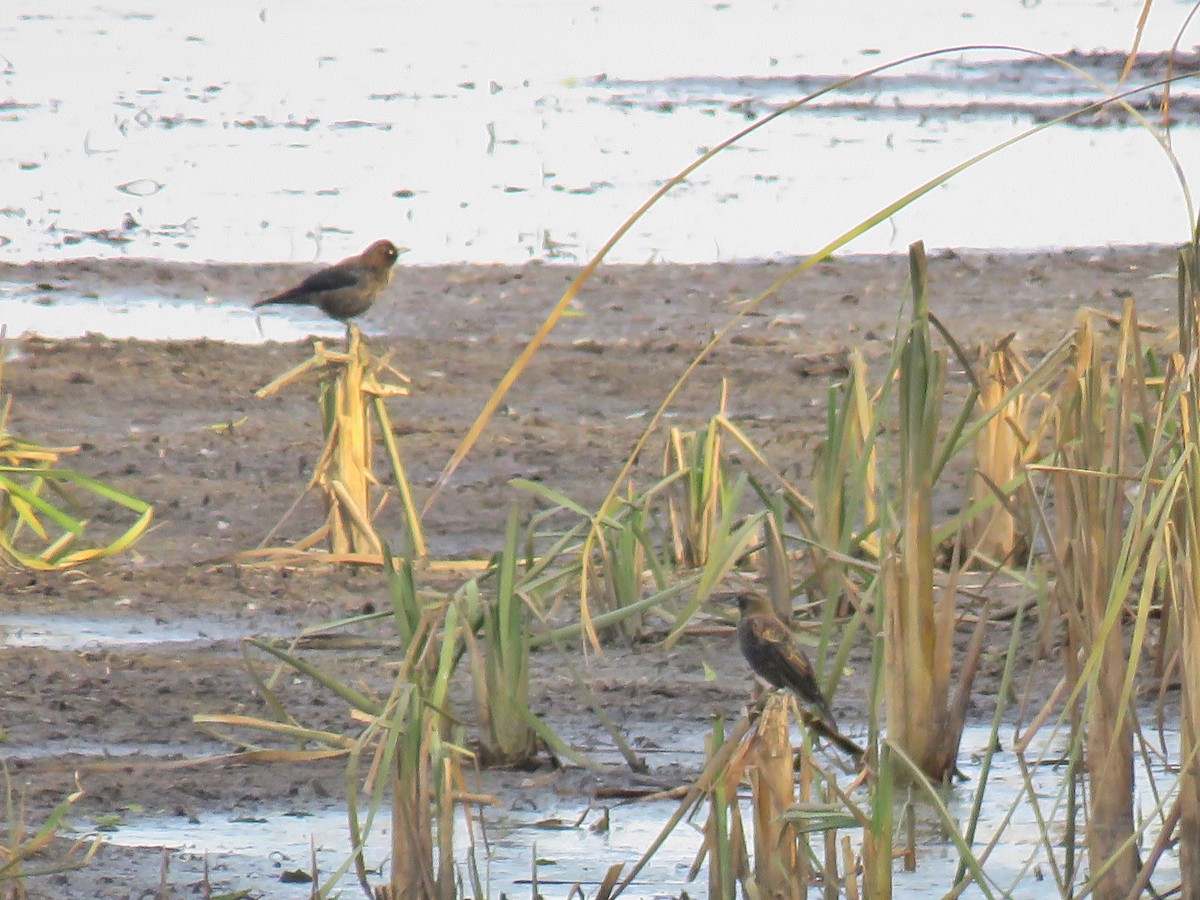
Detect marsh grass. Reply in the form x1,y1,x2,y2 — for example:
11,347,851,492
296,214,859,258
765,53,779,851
0,767,99,889
589,484,661,641
598,241,1192,896
1176,244,1200,892
465,510,537,766
810,348,879,615
663,395,733,570
222,232,1198,894
0,346,151,570
213,22,1200,898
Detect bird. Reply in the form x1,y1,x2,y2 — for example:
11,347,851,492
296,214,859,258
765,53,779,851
253,239,403,321
734,592,837,728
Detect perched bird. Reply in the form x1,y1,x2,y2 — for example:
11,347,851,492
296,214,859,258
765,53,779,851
734,592,837,727
253,239,402,321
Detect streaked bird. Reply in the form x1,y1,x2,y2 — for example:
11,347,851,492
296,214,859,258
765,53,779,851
734,592,837,728
253,239,403,321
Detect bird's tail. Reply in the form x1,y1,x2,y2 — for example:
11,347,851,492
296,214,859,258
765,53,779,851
801,710,864,760
253,289,305,308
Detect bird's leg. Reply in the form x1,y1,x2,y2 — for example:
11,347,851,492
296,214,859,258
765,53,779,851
745,685,771,724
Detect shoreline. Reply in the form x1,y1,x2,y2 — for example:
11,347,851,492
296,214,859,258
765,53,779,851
3,242,1184,347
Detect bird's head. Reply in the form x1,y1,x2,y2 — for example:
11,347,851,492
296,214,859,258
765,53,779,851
731,592,772,617
363,239,406,269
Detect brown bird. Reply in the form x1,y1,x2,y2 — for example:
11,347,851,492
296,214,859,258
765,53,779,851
734,593,837,728
253,239,402,321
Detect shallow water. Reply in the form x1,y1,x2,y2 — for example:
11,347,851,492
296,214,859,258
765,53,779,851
3,0,1200,270
6,738,232,762
0,283,351,343
94,723,1182,897
0,611,257,651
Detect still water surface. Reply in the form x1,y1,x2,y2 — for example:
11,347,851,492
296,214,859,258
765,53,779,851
90,723,1180,897
4,1,1200,266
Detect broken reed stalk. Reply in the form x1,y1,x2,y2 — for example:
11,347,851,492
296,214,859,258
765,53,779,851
688,698,855,900
884,241,955,783
255,326,426,559
750,694,805,900
326,325,375,554
969,336,1030,564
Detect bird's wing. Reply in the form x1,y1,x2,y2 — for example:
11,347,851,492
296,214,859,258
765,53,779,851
746,617,816,687
748,616,799,655
256,265,362,307
743,614,838,729
291,265,360,294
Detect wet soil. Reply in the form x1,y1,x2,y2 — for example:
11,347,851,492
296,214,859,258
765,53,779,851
0,246,1184,897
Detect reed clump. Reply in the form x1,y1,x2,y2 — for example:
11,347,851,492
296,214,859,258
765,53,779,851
255,326,426,560
0,768,100,888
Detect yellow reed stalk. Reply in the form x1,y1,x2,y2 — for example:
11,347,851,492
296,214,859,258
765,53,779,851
327,328,372,552
255,327,424,559
968,336,1031,563
749,694,804,900
841,835,860,900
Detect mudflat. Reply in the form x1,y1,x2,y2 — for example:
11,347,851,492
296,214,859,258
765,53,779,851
0,246,1181,896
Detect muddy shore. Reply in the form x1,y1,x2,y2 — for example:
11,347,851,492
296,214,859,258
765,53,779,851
0,246,1184,897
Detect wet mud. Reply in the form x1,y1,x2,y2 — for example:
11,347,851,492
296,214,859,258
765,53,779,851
0,247,1184,895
